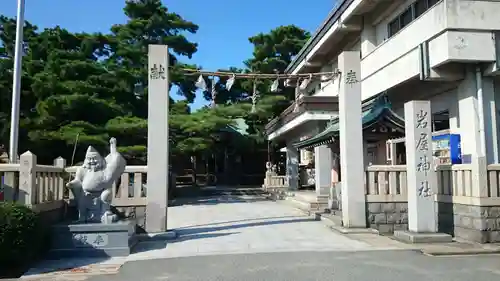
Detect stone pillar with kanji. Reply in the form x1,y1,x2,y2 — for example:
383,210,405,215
146,45,170,233
338,51,366,228
394,100,452,243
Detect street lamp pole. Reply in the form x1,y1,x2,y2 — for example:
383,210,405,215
9,0,26,163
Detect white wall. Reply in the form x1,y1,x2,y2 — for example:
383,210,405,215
393,89,458,131
374,0,416,46
312,61,340,97
391,73,500,164
361,1,448,100
359,0,500,101
446,0,500,30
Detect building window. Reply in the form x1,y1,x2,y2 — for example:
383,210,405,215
387,0,441,38
414,0,428,17
428,0,439,6
432,110,450,132
388,19,400,37
400,8,413,28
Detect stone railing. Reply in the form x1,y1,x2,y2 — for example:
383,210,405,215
176,172,217,186
485,164,500,203
0,152,66,213
432,164,500,205
364,165,408,233
262,173,288,191
365,165,408,202
435,164,473,197
65,165,148,208
0,151,151,212
0,163,19,202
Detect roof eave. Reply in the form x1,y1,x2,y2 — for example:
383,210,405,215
285,0,355,74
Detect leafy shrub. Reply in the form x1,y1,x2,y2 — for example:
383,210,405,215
0,202,47,274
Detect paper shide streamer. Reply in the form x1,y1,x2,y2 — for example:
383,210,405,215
293,78,301,113
226,74,235,91
211,77,217,108
251,80,259,113
191,69,340,111
270,76,280,93
300,74,312,91
195,74,207,91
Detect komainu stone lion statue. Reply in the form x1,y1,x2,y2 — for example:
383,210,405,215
67,138,126,223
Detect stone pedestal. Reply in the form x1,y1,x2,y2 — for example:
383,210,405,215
49,220,137,258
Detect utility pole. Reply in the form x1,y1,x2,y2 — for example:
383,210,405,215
8,0,26,163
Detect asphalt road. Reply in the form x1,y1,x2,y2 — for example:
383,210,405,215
88,250,500,281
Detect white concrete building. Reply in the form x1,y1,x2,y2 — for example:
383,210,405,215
265,0,500,243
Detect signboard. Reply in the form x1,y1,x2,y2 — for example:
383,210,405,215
432,134,462,164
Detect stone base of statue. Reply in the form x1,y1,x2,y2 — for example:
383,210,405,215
48,220,137,258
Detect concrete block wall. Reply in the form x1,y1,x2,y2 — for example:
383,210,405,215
438,203,500,243
366,202,408,233
365,201,500,242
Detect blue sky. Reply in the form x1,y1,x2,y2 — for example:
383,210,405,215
1,0,333,110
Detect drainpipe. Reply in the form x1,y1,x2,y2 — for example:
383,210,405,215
475,65,486,157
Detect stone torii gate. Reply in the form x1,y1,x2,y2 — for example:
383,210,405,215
146,45,170,233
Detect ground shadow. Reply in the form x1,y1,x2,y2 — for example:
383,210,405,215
170,196,269,206
175,217,316,236
21,237,111,278
174,215,302,229
169,186,269,206
131,232,239,254
437,202,455,236
1,190,113,278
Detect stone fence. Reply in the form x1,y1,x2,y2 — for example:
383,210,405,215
364,165,408,233
0,152,67,223
260,162,500,243
0,151,153,227
262,172,288,199
364,163,500,243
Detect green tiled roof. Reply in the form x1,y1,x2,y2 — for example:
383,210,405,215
293,95,405,149
221,118,249,136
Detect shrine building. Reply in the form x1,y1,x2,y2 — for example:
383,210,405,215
264,0,500,243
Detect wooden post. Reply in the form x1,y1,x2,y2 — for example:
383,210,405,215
19,151,37,205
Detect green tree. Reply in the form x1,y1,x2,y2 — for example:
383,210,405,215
200,25,311,144
0,6,311,169
0,0,202,164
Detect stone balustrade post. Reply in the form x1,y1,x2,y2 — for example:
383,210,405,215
54,157,67,201
19,151,37,205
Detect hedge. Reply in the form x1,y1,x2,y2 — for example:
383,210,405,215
0,202,47,275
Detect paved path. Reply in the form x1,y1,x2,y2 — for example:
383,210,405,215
19,187,413,280
89,250,500,281
130,189,394,261
22,187,500,280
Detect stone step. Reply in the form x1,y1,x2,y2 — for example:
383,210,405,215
285,196,329,213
